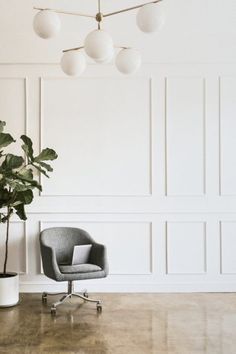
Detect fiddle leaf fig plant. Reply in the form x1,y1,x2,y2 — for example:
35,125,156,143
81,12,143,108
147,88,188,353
0,121,58,275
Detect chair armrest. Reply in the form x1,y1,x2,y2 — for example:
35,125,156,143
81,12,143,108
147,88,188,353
40,243,62,280
89,243,109,275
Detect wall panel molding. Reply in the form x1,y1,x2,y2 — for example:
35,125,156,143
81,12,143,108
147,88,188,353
220,221,236,274
39,220,153,276
164,76,206,196
0,76,28,135
0,221,28,275
0,63,236,292
166,221,207,275
39,76,153,197
219,76,236,196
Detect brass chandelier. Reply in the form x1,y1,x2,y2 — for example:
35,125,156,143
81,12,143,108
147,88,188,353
33,0,165,76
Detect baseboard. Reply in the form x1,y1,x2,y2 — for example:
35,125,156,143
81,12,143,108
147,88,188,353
19,282,236,293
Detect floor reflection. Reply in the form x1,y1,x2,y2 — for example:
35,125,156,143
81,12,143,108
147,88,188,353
0,293,236,353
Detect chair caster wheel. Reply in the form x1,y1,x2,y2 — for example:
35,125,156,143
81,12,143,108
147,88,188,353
97,304,102,312
51,307,56,315
83,292,88,298
42,293,47,303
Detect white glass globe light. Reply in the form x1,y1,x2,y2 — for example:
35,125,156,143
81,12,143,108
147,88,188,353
115,48,141,75
136,3,165,33
84,30,114,61
33,10,61,39
60,51,86,76
94,49,114,64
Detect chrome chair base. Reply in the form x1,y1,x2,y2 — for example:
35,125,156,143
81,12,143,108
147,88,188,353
42,281,102,315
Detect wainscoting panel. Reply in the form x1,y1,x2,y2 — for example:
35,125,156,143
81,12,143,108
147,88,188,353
220,222,236,274
40,221,152,275
220,77,236,195
166,222,206,274
0,77,27,153
0,222,27,274
0,63,236,292
165,77,205,196
40,76,151,197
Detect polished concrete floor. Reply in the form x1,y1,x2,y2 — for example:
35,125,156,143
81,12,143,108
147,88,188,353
0,293,236,353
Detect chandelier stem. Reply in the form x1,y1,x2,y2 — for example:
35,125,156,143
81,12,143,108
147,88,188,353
62,46,84,53
33,7,95,19
103,0,163,18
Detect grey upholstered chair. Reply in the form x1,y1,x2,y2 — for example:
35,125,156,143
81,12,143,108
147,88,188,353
40,227,108,315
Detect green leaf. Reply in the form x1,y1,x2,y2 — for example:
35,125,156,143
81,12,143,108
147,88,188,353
21,135,34,160
32,163,49,178
0,121,6,133
11,201,23,207
0,122,57,222
34,148,58,162
0,215,8,223
5,179,32,192
38,161,53,172
0,133,15,149
15,189,33,205
18,168,33,180
0,188,12,208
2,154,24,170
11,171,42,191
5,179,19,189
14,204,27,221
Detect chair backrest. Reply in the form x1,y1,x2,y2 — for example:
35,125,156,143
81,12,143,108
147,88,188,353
40,227,94,265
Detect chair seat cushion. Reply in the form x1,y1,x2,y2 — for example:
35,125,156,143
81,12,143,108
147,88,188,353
59,263,102,274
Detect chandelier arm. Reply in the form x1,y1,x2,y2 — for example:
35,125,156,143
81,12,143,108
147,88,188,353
63,45,130,53
62,46,84,53
115,46,130,50
103,0,163,18
33,7,95,19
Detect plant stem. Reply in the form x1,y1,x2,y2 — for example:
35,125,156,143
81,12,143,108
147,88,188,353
3,207,11,275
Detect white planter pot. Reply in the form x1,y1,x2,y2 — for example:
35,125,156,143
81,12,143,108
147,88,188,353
0,273,19,307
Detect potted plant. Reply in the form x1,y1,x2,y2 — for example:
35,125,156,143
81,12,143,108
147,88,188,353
0,121,57,307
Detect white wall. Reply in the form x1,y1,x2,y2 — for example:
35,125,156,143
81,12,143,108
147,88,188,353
0,0,236,292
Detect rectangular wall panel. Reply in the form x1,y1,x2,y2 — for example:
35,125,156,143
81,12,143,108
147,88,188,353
166,77,205,196
41,221,152,275
41,77,151,196
0,78,27,275
166,222,206,274
220,77,236,195
0,78,26,154
0,222,26,274
220,222,236,274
